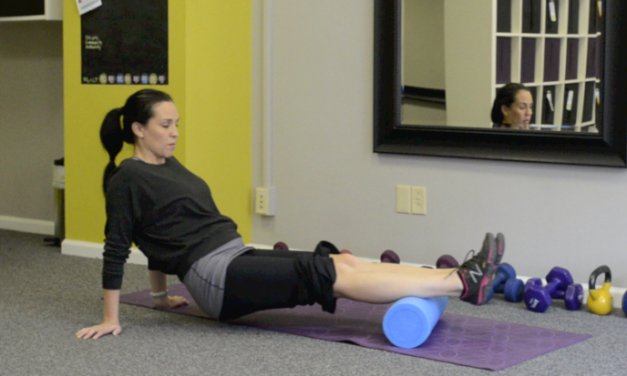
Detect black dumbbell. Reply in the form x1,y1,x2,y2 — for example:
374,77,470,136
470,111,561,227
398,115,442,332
523,267,583,313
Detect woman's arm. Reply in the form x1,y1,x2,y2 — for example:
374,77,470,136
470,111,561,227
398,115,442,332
148,269,189,310
149,269,168,294
76,289,122,340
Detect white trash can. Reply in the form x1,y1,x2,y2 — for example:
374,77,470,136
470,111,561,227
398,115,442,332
51,157,65,245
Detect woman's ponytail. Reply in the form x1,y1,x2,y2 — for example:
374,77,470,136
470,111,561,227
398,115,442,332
100,108,124,193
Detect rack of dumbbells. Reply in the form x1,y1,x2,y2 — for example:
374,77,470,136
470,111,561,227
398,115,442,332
436,253,623,315
273,242,625,316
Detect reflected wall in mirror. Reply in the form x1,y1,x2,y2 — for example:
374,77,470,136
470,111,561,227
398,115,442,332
401,0,602,134
373,0,627,167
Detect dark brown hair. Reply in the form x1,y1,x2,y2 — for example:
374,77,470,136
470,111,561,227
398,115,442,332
99,89,173,192
491,83,529,125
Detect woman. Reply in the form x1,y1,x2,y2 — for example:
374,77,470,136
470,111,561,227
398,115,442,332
76,89,505,340
491,83,534,130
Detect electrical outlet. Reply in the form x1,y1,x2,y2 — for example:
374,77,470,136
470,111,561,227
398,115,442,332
396,185,411,213
411,186,426,215
255,187,276,216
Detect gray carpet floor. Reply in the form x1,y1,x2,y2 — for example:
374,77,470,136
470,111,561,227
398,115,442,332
2,229,627,375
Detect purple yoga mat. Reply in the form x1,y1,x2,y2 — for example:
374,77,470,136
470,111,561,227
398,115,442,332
120,284,591,371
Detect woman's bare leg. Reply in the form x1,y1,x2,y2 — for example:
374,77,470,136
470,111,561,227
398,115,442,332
331,254,462,303
331,233,504,306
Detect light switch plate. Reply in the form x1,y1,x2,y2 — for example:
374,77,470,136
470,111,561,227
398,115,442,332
396,185,411,213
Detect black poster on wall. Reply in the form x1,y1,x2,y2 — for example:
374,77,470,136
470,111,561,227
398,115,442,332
81,0,168,85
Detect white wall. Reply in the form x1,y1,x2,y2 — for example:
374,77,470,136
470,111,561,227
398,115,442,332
443,0,494,128
251,1,627,289
400,0,447,127
402,0,445,90
401,98,447,126
0,21,64,229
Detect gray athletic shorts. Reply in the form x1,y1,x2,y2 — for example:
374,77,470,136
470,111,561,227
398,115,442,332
182,238,252,319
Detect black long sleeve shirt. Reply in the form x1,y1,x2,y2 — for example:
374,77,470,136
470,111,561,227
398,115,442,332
102,157,241,290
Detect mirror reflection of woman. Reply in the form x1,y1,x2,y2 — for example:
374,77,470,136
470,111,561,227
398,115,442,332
491,83,534,130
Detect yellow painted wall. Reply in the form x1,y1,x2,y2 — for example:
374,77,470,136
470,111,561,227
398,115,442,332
185,2,252,241
63,0,251,245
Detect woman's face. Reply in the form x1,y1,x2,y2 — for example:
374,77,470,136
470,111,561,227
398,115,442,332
133,101,179,164
501,90,533,129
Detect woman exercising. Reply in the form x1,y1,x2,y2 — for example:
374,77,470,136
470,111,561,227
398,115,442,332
491,83,534,130
76,89,505,340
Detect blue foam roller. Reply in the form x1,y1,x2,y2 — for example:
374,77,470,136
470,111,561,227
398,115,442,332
382,296,448,349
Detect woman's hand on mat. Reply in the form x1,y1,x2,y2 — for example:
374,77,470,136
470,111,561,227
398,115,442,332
75,322,122,340
153,295,189,310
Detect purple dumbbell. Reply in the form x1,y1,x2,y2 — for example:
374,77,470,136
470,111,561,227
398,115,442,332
551,284,584,311
381,250,400,264
436,255,459,269
523,267,582,313
525,277,582,311
273,241,289,251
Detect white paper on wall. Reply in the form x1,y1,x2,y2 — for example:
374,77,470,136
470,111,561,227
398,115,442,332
548,0,557,22
546,91,555,112
566,90,574,111
76,0,103,16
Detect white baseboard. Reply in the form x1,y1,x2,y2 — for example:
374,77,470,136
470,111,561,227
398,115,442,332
246,243,274,250
62,239,147,265
0,215,54,235
246,243,307,251
61,240,626,309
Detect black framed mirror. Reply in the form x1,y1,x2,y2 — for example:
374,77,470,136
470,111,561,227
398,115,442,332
374,0,627,167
